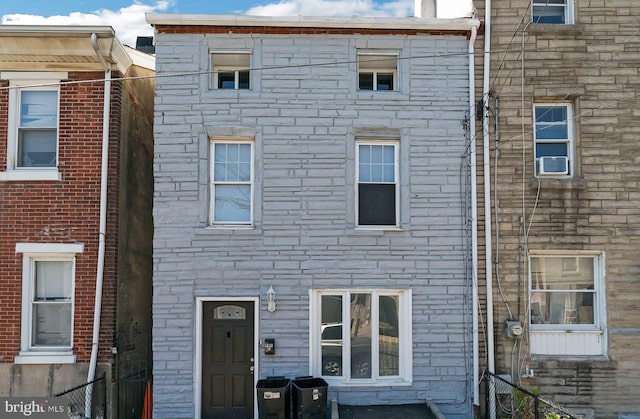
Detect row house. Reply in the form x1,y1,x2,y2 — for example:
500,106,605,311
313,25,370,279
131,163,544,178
0,26,154,417
474,0,640,417
148,9,481,419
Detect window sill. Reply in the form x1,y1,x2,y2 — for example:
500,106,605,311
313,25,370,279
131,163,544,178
15,351,76,364
529,176,586,191
323,377,412,387
195,225,263,236
0,169,61,182
527,23,582,34
347,227,405,236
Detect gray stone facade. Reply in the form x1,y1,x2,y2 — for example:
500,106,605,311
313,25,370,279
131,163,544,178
151,18,478,419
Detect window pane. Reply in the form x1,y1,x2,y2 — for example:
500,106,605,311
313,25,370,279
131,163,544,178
531,257,594,290
238,71,250,89
214,184,251,222
218,72,235,89
20,90,57,127
238,144,251,181
376,73,394,91
533,5,565,24
321,295,343,377
359,72,374,90
536,142,568,158
359,183,396,226
379,296,399,376
530,291,594,325
535,106,568,139
32,303,72,346
18,130,57,167
350,293,372,379
35,261,72,300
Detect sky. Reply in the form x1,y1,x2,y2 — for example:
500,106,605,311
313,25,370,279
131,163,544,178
1,0,472,48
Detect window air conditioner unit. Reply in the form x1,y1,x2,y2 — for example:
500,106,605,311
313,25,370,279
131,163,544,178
538,156,568,176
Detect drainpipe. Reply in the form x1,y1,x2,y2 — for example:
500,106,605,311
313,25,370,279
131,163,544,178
482,0,497,417
87,32,112,417
468,24,480,406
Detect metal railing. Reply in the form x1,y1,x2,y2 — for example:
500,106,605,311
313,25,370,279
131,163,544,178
53,372,107,419
482,370,580,419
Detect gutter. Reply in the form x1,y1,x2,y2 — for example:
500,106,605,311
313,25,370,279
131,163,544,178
468,23,480,406
86,32,112,418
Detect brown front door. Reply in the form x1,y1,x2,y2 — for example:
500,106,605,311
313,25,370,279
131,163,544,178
202,301,255,419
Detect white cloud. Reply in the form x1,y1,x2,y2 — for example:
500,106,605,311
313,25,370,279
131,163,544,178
246,0,413,18
246,0,471,18
1,1,170,47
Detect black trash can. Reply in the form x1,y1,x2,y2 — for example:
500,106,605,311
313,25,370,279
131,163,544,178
256,376,291,419
291,377,328,419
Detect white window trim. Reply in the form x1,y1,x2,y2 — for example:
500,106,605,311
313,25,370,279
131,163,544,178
533,103,574,178
532,0,574,24
528,251,607,357
210,51,251,90
209,138,255,226
0,72,65,182
355,140,400,229
15,242,83,364
357,53,399,92
309,289,412,387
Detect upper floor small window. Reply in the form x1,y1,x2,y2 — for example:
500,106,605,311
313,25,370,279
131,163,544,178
532,0,573,24
358,53,397,91
210,139,254,225
356,142,399,228
211,52,250,90
534,104,574,178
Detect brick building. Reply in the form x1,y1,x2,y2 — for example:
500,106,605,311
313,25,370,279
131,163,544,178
474,0,640,417
148,12,480,419
0,26,154,417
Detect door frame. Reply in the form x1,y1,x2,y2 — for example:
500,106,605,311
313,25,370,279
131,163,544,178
195,297,260,419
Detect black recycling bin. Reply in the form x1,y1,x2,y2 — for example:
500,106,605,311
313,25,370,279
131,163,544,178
292,377,328,419
257,376,291,419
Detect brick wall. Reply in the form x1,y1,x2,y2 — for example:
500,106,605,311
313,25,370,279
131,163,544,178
0,71,120,364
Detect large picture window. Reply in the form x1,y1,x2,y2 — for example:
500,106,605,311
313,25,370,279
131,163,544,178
356,142,399,228
311,289,412,385
210,140,254,225
529,252,606,357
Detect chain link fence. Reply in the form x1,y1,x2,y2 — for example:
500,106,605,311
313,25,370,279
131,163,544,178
482,370,580,419
52,372,107,419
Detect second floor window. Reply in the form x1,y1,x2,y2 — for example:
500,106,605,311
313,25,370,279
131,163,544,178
211,52,250,90
534,103,573,177
210,140,253,225
15,87,59,168
532,0,573,24
358,53,397,91
356,142,398,228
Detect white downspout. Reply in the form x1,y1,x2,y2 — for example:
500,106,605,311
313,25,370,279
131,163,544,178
468,24,480,406
87,32,112,418
482,0,497,417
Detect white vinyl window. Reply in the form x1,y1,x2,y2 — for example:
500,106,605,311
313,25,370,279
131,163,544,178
529,252,607,357
356,142,399,228
310,289,412,385
532,0,574,24
357,53,398,91
534,104,574,177
210,139,254,225
0,72,65,181
211,52,251,90
15,243,83,364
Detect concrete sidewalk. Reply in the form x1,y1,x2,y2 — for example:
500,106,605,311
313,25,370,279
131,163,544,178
336,401,444,419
